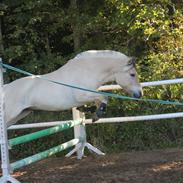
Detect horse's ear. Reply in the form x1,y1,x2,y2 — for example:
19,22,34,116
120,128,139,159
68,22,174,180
127,57,136,67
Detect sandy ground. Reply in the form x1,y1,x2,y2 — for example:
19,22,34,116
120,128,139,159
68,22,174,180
8,148,183,183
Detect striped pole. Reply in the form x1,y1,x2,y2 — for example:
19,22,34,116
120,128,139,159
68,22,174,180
9,119,82,147
11,138,80,171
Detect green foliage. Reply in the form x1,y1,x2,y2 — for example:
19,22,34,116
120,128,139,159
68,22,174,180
0,0,182,158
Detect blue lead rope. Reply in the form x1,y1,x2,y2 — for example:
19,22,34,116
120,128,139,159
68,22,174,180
1,63,183,107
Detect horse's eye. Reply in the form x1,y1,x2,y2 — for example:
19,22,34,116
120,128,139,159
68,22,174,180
130,73,135,77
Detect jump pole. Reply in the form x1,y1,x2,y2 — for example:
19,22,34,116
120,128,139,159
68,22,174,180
8,118,86,171
85,112,183,124
8,112,183,130
0,58,20,183
99,78,183,91
10,138,80,171
9,119,83,147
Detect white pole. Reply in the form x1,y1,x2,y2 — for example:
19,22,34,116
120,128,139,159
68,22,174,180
84,112,183,124
8,121,70,130
98,78,183,91
141,78,183,87
8,112,183,130
0,58,21,183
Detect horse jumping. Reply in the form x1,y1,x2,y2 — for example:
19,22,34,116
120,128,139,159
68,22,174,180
4,50,142,126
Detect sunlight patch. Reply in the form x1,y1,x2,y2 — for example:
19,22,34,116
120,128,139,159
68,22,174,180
152,161,183,172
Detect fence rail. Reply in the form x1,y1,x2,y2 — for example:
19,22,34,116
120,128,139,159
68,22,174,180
98,78,183,91
10,138,80,171
8,112,183,130
9,119,82,146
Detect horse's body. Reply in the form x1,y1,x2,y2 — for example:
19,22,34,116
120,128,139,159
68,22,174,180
4,50,142,126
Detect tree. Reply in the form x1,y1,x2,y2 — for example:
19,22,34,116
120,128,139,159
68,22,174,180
0,0,5,57
2,0,183,154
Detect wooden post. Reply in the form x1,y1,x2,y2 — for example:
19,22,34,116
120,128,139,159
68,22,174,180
0,10,4,56
70,0,81,52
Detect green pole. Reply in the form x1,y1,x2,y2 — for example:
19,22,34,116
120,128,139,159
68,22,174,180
11,138,80,171
9,119,82,147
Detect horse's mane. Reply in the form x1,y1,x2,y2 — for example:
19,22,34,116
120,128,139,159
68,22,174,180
73,50,128,60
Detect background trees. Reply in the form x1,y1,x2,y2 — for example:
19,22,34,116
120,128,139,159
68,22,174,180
0,0,182,157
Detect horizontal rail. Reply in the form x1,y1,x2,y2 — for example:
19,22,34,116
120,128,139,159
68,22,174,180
98,78,183,91
9,119,82,146
8,112,183,130
11,138,80,171
85,112,183,124
8,121,73,130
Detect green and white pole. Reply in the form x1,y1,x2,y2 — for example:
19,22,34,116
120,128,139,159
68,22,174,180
11,138,80,171
9,119,82,147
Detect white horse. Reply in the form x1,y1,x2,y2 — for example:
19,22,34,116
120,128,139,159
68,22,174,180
4,50,142,126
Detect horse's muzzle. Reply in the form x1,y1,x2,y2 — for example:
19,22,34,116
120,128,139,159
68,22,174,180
133,90,142,98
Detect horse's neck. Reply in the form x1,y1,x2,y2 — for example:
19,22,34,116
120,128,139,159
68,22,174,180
46,58,121,89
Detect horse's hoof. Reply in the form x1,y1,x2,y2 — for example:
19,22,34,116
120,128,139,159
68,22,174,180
96,110,103,118
96,103,107,117
98,103,106,114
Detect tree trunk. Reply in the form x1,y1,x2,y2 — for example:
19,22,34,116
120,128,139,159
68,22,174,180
45,33,51,55
70,0,81,51
0,17,4,57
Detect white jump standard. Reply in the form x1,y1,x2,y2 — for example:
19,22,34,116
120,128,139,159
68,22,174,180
0,58,20,183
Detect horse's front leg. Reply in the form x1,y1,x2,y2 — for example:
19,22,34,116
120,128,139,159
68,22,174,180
92,98,108,122
74,92,108,122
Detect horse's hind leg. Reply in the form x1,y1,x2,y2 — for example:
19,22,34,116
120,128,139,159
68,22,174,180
10,109,31,126
5,106,31,127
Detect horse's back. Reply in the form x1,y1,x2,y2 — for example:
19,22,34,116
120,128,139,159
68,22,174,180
74,50,128,60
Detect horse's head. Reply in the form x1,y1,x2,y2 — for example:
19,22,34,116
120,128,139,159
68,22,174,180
114,57,142,98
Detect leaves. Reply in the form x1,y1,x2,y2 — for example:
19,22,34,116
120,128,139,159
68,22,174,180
2,0,183,154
